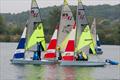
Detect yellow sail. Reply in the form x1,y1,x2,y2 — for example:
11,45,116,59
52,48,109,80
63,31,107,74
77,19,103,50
64,0,68,5
76,25,94,51
26,23,46,50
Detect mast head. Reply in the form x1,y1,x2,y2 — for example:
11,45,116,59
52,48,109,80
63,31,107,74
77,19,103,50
64,0,68,5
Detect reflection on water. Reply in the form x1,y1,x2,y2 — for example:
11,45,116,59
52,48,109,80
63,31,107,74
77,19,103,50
25,65,44,80
44,64,57,80
75,67,94,80
0,43,120,80
62,67,76,80
23,65,94,80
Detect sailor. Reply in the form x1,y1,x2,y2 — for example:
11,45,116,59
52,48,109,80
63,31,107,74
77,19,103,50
57,47,62,60
33,51,39,60
37,42,41,60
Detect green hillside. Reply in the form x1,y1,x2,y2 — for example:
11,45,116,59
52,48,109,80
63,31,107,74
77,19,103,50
0,4,120,45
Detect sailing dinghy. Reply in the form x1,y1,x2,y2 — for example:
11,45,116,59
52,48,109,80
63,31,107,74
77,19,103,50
11,23,56,64
60,0,106,67
91,18,103,54
11,0,56,65
60,25,106,67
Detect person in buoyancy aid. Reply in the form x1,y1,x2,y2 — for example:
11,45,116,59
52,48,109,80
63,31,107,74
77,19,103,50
33,51,39,60
76,51,88,61
33,42,42,60
57,47,62,60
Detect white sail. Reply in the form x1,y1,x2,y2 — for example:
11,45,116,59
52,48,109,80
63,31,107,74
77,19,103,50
62,22,76,61
76,0,88,46
57,0,75,51
91,18,96,47
26,0,43,51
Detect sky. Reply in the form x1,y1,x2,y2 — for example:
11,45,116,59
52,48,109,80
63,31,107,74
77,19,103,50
0,0,120,14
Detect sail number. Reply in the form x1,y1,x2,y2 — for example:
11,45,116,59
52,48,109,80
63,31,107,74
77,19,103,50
31,8,39,17
78,12,84,19
62,13,72,20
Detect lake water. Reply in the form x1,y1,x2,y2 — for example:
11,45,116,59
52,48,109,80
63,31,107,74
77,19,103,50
0,42,120,80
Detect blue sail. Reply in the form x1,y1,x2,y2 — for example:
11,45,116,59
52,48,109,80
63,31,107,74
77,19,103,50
13,27,27,59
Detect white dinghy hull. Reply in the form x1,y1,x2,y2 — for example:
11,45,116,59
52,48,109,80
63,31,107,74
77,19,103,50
10,59,58,65
60,61,106,67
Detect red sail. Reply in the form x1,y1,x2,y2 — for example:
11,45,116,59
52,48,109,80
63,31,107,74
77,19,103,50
62,22,76,61
44,26,58,59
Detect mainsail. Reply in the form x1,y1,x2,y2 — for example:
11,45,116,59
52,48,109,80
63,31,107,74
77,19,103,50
76,0,88,46
62,22,76,61
57,0,75,51
44,26,58,59
13,27,27,59
26,0,42,50
76,0,96,54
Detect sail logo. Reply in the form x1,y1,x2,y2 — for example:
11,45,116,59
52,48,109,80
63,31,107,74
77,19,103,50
31,8,39,17
62,13,72,20
78,11,84,19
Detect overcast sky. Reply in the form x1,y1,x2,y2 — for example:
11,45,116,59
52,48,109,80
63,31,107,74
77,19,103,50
0,0,120,14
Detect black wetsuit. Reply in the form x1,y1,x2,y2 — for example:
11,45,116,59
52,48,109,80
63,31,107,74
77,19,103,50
58,51,62,60
37,42,41,60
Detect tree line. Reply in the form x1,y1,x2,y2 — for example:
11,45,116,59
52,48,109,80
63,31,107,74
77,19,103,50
0,4,120,45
